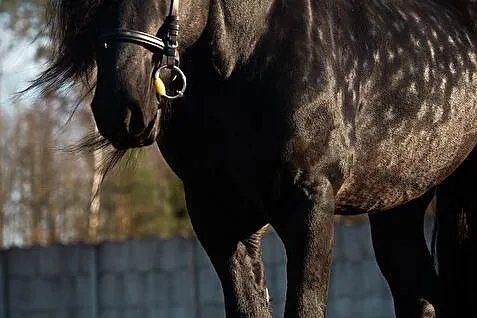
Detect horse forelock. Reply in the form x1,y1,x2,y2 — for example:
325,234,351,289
30,0,106,98
27,0,135,179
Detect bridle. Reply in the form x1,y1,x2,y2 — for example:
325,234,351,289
98,0,187,100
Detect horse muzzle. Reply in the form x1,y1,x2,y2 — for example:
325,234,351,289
91,95,160,150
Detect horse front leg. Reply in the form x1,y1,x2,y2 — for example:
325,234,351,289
210,228,272,318
271,176,335,318
185,187,272,318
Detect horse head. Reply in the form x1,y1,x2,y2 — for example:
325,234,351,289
91,0,208,149
34,0,198,150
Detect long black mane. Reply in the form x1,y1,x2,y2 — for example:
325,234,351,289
32,0,105,95
30,0,132,178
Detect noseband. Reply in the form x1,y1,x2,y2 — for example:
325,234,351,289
98,0,186,100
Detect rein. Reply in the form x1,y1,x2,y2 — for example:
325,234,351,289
98,0,187,100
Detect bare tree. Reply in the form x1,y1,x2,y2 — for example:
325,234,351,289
88,147,103,240
1,1,193,246
0,109,13,247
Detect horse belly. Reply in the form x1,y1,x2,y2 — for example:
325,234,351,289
335,81,477,212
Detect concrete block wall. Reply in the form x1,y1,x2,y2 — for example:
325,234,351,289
96,238,198,318
0,251,6,318
328,225,394,318
0,223,409,318
4,244,95,318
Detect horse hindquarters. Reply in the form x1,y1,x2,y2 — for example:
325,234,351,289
436,147,477,318
369,191,438,318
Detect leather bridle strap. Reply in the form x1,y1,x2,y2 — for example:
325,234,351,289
170,0,179,16
99,29,166,52
98,0,180,64
163,0,180,67
98,0,187,100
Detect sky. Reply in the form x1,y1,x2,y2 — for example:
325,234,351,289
0,24,43,246
0,26,43,114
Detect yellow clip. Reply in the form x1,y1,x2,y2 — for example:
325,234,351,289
154,77,166,97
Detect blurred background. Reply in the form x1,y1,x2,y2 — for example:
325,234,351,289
0,1,433,317
0,0,192,248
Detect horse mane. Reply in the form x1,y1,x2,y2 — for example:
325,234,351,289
28,0,132,178
30,0,106,96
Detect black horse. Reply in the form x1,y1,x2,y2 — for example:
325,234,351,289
31,1,477,317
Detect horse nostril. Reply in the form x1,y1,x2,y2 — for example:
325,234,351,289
127,102,147,137
128,108,147,136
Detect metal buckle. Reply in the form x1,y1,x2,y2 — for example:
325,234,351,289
154,65,187,100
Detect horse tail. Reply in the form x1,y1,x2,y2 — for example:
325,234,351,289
434,147,477,317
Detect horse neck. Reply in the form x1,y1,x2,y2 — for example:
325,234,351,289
202,0,335,80
203,0,280,78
